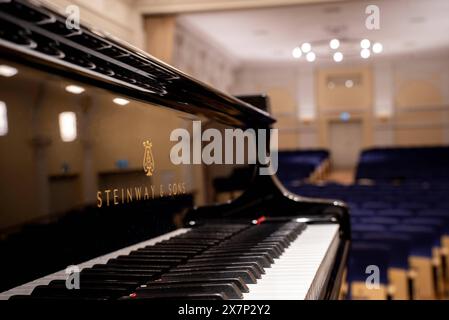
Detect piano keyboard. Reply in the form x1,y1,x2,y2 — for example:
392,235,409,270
0,222,340,300
243,224,339,300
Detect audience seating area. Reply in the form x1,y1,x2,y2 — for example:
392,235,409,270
356,147,449,182
277,149,330,183
281,146,449,300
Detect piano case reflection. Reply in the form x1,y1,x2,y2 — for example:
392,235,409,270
0,0,350,300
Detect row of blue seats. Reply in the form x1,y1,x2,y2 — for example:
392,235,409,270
277,149,329,181
285,182,449,299
356,146,449,182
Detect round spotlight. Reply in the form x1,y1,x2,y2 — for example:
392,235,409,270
373,42,383,53
113,97,130,106
292,47,302,59
330,39,340,50
360,39,371,49
0,65,18,77
306,51,316,62
301,42,311,53
345,80,354,88
360,48,371,59
65,85,85,95
333,51,343,62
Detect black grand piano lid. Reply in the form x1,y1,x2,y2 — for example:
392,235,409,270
0,0,275,129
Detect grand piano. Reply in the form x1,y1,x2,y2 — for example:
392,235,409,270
0,0,350,300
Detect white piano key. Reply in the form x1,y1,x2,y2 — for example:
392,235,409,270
0,228,190,300
243,224,339,300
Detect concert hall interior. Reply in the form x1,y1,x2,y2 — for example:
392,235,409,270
0,0,449,301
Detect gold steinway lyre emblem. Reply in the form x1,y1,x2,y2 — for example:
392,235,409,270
143,140,155,176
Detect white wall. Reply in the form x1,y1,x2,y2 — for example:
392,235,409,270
231,55,449,148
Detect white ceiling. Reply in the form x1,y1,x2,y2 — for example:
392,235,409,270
178,0,449,64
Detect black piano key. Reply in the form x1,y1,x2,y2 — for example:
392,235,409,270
151,243,209,249
132,248,200,255
79,270,158,282
206,247,280,259
211,244,283,256
219,242,285,253
161,270,257,284
109,257,183,265
136,283,242,299
182,261,265,275
103,262,172,271
122,292,228,300
161,239,219,246
48,279,138,290
31,285,128,299
91,263,169,272
188,255,271,268
197,252,275,264
87,267,165,275
172,265,261,279
146,278,249,293
126,253,191,260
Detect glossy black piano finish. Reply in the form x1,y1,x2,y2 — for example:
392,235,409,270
0,0,350,300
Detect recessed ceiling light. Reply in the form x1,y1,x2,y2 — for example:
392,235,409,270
328,82,335,89
292,47,302,59
360,48,370,59
360,39,371,49
333,51,343,62
0,65,18,77
330,39,340,50
65,85,85,95
372,42,383,53
301,43,311,53
306,52,316,62
345,80,354,88
113,97,130,106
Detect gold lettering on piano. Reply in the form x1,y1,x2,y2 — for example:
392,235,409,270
96,191,102,208
143,140,155,177
144,187,150,200
105,189,111,206
113,189,119,205
96,181,187,208
126,188,133,203
135,187,142,201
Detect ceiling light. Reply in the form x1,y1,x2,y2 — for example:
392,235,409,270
360,39,371,49
327,82,335,89
301,43,311,53
360,48,371,59
372,42,383,53
0,65,18,77
292,47,302,59
65,85,85,95
113,97,130,106
306,52,316,62
345,80,354,88
59,112,77,142
330,39,340,50
333,51,343,62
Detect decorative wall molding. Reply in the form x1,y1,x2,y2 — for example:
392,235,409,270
135,0,343,14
